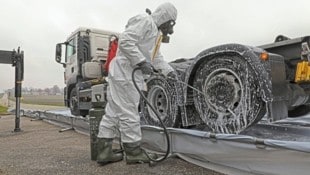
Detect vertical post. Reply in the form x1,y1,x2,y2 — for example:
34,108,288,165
13,48,24,132
14,97,21,132
0,49,23,131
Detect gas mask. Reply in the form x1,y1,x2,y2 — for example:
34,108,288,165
158,20,176,43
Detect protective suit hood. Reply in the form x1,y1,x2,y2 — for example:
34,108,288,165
151,2,177,27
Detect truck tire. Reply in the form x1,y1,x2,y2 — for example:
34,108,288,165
139,75,180,127
69,88,88,117
69,88,79,116
193,54,266,134
288,105,310,118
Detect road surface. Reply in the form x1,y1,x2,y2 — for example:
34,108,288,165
0,115,225,175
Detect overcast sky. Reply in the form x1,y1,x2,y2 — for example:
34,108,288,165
1,0,310,92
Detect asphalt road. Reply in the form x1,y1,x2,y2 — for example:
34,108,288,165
0,115,225,175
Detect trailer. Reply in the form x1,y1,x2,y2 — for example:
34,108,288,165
140,35,310,133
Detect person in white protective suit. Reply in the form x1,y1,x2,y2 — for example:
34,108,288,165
96,2,178,165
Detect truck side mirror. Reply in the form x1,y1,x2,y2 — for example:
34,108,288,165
55,43,66,68
56,43,62,62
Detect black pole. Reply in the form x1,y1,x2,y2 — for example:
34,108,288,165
13,48,24,132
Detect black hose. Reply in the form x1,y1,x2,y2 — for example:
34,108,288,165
132,67,170,163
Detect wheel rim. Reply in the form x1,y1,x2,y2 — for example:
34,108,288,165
70,89,78,113
147,85,169,122
193,55,266,134
203,68,242,115
70,97,77,110
139,76,179,127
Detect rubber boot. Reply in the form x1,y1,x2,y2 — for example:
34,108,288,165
123,141,157,164
96,138,123,165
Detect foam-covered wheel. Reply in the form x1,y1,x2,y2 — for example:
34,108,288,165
193,54,266,134
140,75,180,127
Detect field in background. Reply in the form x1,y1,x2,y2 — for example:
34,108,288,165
0,105,8,114
10,95,65,106
22,95,65,106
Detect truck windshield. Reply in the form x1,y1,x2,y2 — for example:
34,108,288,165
66,37,76,58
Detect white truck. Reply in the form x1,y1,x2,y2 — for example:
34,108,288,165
56,27,310,134
55,27,118,116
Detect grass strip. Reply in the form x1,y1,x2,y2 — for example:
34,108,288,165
0,105,8,115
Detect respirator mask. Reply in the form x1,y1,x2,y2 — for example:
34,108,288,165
145,8,176,43
158,20,176,43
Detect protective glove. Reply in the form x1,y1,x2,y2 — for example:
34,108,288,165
137,61,154,75
167,71,178,82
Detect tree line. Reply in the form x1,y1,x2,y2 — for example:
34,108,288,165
5,85,64,96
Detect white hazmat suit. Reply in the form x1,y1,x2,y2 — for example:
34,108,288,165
98,3,177,143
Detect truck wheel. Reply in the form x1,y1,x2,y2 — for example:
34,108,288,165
193,54,266,134
288,105,310,118
69,88,80,116
139,75,180,127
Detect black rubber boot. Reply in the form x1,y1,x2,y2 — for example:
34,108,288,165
96,138,123,165
123,141,157,164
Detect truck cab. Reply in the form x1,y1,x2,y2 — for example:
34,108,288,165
55,27,119,116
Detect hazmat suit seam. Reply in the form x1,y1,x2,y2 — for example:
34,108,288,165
118,15,153,66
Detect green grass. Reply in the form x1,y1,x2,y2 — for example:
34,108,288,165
10,95,65,106
0,105,8,114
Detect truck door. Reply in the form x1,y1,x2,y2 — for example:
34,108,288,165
65,36,78,85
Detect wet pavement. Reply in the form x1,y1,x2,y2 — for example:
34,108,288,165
0,115,225,175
